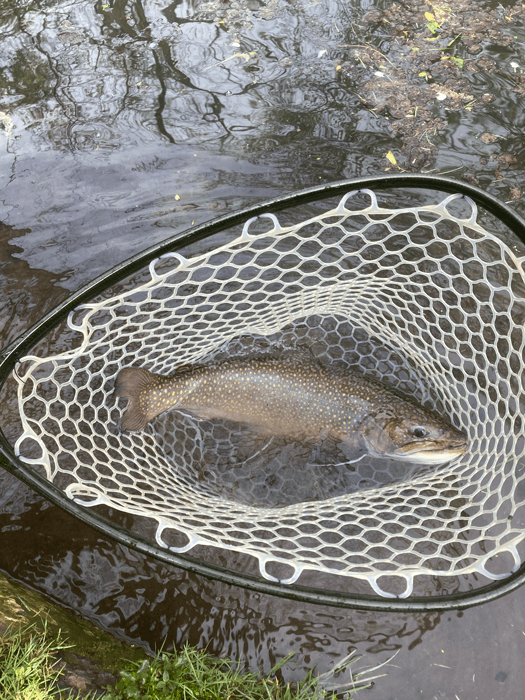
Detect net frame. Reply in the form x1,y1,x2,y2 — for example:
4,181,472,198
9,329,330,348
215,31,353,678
2,174,525,611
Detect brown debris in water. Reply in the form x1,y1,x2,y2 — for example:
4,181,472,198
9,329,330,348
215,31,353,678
337,0,522,175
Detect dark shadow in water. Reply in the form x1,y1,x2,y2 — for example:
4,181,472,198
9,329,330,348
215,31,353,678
0,222,70,347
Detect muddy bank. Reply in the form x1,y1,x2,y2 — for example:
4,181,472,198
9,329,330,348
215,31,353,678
0,568,146,697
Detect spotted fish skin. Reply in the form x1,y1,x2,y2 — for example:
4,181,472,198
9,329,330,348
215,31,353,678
114,355,467,463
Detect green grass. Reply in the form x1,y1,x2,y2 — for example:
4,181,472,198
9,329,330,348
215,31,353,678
101,645,390,700
0,618,391,700
0,620,72,699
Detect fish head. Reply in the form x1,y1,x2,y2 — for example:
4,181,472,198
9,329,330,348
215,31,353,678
362,403,468,464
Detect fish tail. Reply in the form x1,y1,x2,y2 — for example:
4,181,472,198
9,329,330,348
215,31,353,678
114,367,155,431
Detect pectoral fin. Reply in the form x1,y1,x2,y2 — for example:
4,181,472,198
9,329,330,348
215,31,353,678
114,367,154,431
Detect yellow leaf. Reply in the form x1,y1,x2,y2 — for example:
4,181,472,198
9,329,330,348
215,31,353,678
425,11,435,20
175,194,180,200
385,151,397,165
425,37,438,41
335,64,342,71
419,71,427,76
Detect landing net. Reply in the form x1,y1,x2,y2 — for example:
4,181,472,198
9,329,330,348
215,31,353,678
12,188,525,598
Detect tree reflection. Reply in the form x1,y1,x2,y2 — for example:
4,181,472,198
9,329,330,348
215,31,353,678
0,0,522,184
0,48,53,104
0,0,361,154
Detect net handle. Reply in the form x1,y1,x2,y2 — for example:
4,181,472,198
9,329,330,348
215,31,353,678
2,174,525,611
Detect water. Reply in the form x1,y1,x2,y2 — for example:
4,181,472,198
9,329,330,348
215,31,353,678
1,0,525,696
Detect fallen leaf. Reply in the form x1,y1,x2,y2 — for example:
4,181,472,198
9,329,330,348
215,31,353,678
385,151,397,165
425,11,435,20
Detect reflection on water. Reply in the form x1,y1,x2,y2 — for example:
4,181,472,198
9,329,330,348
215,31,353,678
3,0,359,150
2,0,525,695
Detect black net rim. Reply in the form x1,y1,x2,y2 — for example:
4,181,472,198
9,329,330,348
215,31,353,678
2,173,525,612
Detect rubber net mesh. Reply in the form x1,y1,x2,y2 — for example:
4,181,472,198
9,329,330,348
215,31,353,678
13,189,525,597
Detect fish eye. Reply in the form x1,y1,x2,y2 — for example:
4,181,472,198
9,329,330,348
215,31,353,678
411,426,427,438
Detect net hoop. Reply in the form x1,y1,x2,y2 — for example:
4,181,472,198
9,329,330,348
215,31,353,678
2,174,525,611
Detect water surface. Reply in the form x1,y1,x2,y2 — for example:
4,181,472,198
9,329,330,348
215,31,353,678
2,0,525,696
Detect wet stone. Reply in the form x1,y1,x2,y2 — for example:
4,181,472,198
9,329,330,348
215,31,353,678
480,133,499,144
53,653,119,698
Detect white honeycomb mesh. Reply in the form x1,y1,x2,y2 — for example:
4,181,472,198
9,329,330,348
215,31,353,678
13,189,525,597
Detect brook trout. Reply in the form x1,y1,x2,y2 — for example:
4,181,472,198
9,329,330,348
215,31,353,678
114,354,467,464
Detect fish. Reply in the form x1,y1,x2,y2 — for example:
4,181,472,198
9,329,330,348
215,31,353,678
113,354,467,464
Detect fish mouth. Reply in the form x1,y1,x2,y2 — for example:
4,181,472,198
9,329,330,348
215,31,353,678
392,440,467,464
